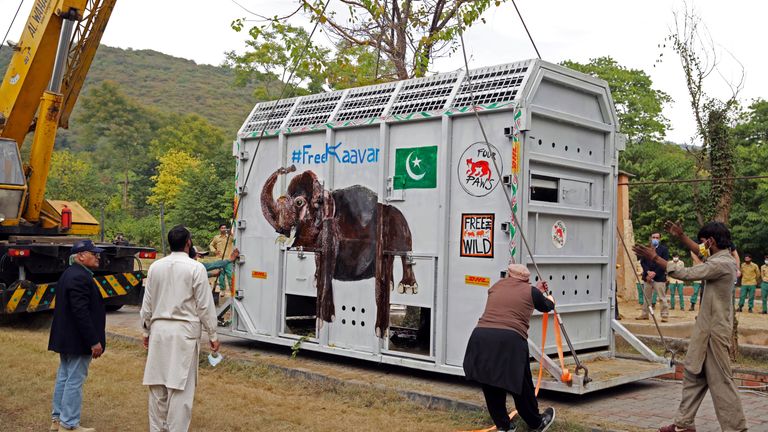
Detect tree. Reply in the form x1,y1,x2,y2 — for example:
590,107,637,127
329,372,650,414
325,40,398,90
669,8,743,225
45,150,109,214
620,141,699,257
561,57,672,145
730,100,768,255
148,150,203,209
669,7,744,361
231,0,510,90
74,82,164,210
227,21,330,99
171,162,234,242
149,113,233,177
301,0,510,78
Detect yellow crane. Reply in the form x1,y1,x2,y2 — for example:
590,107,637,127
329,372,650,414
0,0,155,314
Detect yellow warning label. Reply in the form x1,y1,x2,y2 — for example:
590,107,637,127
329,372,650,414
251,271,268,279
465,275,491,287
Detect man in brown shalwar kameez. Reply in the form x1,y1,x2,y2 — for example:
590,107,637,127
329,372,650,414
634,221,747,432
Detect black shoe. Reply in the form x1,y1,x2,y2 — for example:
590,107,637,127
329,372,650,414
749,309,754,313
689,304,695,311
737,306,743,312
762,310,767,315
532,407,555,432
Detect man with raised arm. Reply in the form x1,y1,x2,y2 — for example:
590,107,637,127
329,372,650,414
634,221,747,432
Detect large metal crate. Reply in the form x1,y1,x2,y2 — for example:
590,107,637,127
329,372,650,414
223,59,672,394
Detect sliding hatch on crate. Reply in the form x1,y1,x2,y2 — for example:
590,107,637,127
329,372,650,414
221,59,673,394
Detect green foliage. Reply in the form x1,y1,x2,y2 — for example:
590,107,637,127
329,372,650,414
0,45,259,135
730,100,768,256
150,114,229,157
325,41,397,90
170,162,234,242
45,150,109,213
290,335,310,359
618,99,768,260
39,77,237,249
148,150,203,208
227,21,397,98
704,101,735,222
621,141,700,257
73,82,162,211
562,57,672,144
231,0,507,89
227,21,330,98
105,214,163,249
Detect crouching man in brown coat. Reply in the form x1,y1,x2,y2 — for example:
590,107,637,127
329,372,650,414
634,221,747,432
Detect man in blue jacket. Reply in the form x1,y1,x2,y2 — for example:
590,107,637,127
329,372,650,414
637,232,670,322
48,240,106,432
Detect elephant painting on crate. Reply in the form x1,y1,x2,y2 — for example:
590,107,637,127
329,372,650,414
260,165,418,337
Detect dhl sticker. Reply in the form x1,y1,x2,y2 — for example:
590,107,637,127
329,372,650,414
465,275,491,287
251,271,268,279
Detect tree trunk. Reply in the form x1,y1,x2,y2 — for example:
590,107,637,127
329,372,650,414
122,172,129,209
705,106,737,360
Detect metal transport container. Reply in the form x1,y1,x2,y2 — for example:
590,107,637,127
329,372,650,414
223,59,673,394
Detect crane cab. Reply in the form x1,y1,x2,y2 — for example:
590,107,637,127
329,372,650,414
0,138,26,227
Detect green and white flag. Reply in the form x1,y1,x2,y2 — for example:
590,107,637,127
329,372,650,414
394,146,438,190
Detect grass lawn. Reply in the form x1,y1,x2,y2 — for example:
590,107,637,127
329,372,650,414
0,320,588,432
0,326,485,431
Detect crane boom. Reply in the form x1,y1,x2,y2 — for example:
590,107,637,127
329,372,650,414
0,0,87,148
0,0,158,318
0,0,113,227
60,0,116,128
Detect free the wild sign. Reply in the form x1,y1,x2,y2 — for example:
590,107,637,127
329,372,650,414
460,214,494,258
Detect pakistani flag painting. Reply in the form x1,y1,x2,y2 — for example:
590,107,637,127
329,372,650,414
394,146,438,189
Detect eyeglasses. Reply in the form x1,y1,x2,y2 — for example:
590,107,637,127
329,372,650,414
84,251,101,258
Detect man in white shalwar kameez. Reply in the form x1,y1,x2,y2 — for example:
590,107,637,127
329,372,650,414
141,225,220,432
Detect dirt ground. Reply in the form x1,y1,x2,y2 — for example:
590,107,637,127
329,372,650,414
0,324,487,432
619,297,768,332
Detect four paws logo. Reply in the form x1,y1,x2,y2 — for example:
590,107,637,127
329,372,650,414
458,142,502,197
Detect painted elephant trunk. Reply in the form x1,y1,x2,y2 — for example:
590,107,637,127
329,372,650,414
261,165,297,232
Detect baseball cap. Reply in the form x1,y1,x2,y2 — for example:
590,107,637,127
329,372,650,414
71,239,105,254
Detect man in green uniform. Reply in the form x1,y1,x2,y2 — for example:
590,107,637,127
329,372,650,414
738,253,760,313
668,255,685,310
761,255,768,314
634,221,747,432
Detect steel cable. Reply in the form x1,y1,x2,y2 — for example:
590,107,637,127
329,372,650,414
219,0,332,299
456,14,589,384
0,0,25,53
616,225,677,364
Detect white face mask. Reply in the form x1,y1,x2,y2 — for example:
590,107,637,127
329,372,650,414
673,257,679,262
208,352,223,367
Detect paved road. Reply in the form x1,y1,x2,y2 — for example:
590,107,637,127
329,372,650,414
109,307,768,431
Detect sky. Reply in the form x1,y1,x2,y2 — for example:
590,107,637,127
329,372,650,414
2,0,765,145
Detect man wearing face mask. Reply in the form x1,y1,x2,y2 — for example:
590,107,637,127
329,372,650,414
140,225,219,432
668,255,685,311
637,232,670,322
634,221,747,432
737,253,760,313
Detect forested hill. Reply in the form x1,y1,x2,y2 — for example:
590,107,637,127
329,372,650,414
0,45,257,134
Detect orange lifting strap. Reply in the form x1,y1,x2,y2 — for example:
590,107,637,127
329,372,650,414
459,311,570,432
